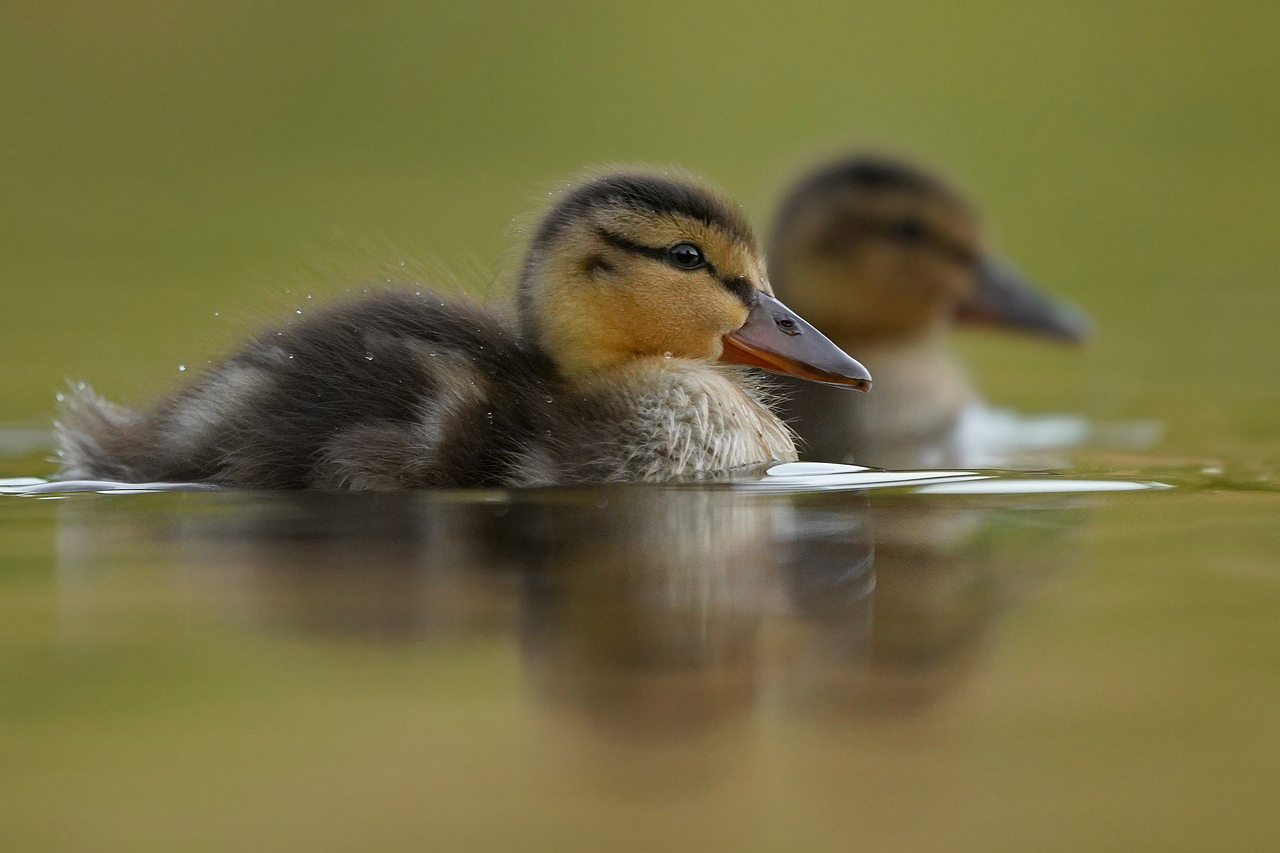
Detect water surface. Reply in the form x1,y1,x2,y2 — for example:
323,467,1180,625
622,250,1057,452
2,466,1276,852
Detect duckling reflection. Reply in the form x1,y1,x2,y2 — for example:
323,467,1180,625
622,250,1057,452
513,490,869,740
172,493,524,640
53,492,521,641
505,488,872,791
772,498,1080,715
49,479,1081,779
767,154,1091,468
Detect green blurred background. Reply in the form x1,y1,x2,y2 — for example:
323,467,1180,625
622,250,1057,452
3,0,1278,470
3,7,1280,850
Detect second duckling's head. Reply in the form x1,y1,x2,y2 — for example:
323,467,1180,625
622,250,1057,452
518,171,871,389
768,155,1091,346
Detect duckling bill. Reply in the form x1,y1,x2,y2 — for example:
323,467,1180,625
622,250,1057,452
56,171,870,489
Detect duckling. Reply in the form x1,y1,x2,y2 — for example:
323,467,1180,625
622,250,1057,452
766,154,1091,468
55,171,871,489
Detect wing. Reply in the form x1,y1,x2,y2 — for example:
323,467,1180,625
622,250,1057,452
56,291,551,488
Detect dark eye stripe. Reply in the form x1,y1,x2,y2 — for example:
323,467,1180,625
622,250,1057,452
863,218,979,265
596,228,755,306
718,276,756,307
597,229,670,263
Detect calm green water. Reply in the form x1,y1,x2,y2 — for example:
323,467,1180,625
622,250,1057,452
3,0,1279,849
1,474,1277,852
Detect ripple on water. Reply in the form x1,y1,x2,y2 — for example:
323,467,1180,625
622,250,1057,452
0,478,220,495
0,467,1170,496
750,462,1169,495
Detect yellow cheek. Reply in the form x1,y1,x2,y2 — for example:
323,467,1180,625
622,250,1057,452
626,278,739,360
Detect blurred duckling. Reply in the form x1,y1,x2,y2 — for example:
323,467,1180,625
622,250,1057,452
56,171,870,489
768,154,1091,468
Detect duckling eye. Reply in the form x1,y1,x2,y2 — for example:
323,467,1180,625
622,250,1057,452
891,218,929,243
668,242,706,270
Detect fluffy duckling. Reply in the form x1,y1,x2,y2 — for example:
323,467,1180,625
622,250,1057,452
767,155,1091,468
56,171,870,489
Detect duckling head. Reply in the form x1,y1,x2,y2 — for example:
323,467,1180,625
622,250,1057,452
768,155,1091,346
518,171,871,389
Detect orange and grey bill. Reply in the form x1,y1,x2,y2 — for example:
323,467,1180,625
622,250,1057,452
720,293,872,391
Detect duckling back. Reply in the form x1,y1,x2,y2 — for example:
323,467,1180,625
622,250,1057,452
57,292,560,488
